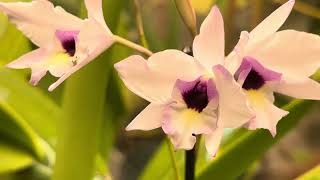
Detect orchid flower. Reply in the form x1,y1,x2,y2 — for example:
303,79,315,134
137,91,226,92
115,7,254,156
225,0,320,136
0,0,114,91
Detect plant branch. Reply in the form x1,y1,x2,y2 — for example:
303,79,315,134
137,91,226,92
166,137,181,180
132,0,149,48
113,35,153,57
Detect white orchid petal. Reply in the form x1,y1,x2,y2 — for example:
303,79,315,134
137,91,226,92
0,0,82,48
114,50,204,103
126,103,164,131
249,0,295,44
247,30,320,78
212,65,254,128
275,76,320,100
193,6,224,69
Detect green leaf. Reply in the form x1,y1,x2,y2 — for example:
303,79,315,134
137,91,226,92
0,140,34,174
296,165,320,180
0,68,60,146
139,140,184,180
0,96,46,160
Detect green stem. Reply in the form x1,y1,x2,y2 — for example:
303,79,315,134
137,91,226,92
113,35,153,56
166,137,181,180
132,0,149,48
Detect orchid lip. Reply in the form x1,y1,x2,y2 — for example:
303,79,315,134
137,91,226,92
235,57,282,90
55,30,80,57
242,69,265,90
182,80,209,113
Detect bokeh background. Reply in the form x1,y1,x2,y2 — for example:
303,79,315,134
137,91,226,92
0,0,319,180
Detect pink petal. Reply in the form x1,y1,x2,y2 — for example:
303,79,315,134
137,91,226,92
247,30,320,78
48,19,114,91
275,76,320,100
162,102,217,150
246,90,288,137
249,0,294,44
212,65,254,128
7,48,47,69
193,6,224,69
84,0,110,32
0,0,82,48
7,48,49,85
29,69,46,86
224,31,250,74
126,103,164,131
114,50,204,103
204,127,223,157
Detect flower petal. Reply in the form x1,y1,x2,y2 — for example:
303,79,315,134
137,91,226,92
275,76,320,100
193,6,224,69
7,48,47,69
126,103,164,131
84,0,111,33
247,30,320,78
162,102,217,150
246,90,288,137
249,0,294,44
0,0,82,48
48,19,114,91
204,127,223,157
29,69,46,86
7,48,49,85
114,50,204,103
212,65,254,128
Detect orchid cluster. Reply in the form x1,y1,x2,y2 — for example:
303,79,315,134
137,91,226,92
1,0,320,172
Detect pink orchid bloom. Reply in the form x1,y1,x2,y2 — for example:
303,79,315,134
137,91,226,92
0,0,114,91
115,7,254,156
225,0,320,136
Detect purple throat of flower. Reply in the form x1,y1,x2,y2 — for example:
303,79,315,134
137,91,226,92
55,30,80,57
235,57,282,90
175,78,217,113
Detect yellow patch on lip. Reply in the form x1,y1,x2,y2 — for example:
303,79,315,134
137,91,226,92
246,90,268,107
181,109,201,121
47,53,72,66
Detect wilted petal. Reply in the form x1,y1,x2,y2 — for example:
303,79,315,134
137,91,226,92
193,6,224,69
162,101,217,150
212,65,254,128
114,50,204,103
126,103,164,131
0,0,82,48
249,0,295,44
275,76,320,100
204,127,223,157
247,30,320,78
246,90,288,137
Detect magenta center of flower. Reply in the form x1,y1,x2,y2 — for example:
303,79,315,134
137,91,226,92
236,57,282,91
242,69,265,90
182,81,209,113
61,38,76,56
55,30,80,57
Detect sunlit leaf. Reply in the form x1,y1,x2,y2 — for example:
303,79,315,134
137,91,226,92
296,165,320,180
0,140,34,174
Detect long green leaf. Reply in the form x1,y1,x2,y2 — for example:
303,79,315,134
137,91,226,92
0,140,34,174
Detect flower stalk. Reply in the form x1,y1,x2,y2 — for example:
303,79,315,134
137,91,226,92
185,148,196,180
113,35,153,56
